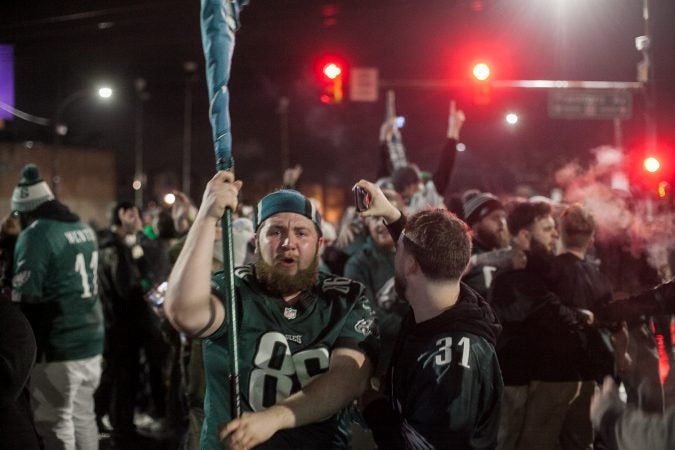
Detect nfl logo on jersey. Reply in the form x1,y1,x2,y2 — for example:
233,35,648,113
284,307,297,320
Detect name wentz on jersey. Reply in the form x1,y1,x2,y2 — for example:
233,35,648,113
200,265,379,450
63,227,97,244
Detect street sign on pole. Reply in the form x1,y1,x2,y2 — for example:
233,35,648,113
349,67,379,102
548,90,633,120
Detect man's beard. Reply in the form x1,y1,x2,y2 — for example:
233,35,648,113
530,237,555,259
255,251,320,296
475,226,509,250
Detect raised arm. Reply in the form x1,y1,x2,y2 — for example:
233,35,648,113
377,117,400,179
432,100,465,195
164,171,242,337
597,281,675,322
353,179,402,225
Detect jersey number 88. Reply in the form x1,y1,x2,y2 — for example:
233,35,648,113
249,332,330,411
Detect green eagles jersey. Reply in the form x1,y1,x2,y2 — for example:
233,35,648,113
343,237,395,303
12,219,104,362
202,265,379,450
344,238,408,375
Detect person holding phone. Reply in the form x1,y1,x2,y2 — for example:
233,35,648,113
345,188,408,377
354,179,503,450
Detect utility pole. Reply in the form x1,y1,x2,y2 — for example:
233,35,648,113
134,78,149,208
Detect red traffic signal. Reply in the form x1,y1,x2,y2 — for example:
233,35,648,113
470,62,492,105
318,60,344,104
634,150,673,198
323,63,342,80
472,62,491,81
644,156,661,173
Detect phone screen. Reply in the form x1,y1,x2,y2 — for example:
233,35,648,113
354,187,371,212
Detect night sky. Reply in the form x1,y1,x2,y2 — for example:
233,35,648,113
1,0,673,203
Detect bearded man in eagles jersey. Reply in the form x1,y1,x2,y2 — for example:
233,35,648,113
165,171,378,450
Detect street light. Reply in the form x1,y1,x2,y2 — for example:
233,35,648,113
52,85,114,195
54,86,114,142
98,87,113,98
505,112,519,125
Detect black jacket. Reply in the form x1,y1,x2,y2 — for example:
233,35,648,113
488,252,589,384
98,230,169,321
0,302,42,449
549,253,618,381
385,284,503,449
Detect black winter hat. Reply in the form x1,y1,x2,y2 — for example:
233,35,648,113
463,191,503,226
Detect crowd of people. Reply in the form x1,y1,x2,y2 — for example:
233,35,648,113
1,103,674,450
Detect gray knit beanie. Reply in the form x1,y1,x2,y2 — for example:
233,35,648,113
463,191,503,226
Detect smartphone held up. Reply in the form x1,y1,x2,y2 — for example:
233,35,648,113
353,186,371,212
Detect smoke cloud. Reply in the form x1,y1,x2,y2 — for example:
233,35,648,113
555,146,675,275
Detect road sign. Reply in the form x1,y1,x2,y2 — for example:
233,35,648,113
548,90,632,120
349,67,379,102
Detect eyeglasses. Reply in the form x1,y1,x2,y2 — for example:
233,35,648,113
400,229,426,252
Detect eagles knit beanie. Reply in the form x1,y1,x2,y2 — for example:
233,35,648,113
11,164,55,213
463,191,503,226
255,189,322,235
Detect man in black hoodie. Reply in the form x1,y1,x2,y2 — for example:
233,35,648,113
356,179,503,450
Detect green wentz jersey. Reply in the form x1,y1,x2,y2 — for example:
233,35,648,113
202,265,379,450
12,219,104,362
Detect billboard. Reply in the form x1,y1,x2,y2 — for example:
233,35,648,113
0,44,15,120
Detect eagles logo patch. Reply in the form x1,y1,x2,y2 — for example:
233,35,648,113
12,270,31,288
354,318,374,336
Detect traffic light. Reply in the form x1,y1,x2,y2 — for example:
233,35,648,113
643,156,661,173
471,62,491,105
638,154,671,198
472,63,491,81
320,61,343,104
658,181,669,199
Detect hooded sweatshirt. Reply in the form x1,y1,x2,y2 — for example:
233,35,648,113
386,283,503,450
